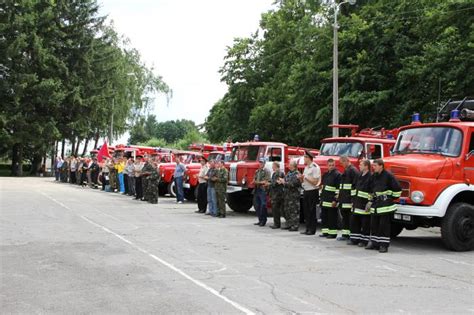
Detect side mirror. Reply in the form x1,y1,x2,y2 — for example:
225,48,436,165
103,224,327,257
466,150,474,160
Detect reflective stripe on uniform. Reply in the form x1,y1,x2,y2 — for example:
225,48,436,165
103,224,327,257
322,201,334,207
376,190,393,196
341,229,350,236
371,204,397,214
341,203,352,209
324,185,337,192
353,208,370,215
328,229,338,235
350,233,361,240
340,184,352,190
392,191,402,198
351,190,357,196
321,228,329,233
357,191,370,199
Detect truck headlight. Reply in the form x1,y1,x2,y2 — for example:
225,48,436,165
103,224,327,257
411,191,424,204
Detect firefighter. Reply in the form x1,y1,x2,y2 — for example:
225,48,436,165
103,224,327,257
366,159,402,253
336,156,360,241
319,158,341,238
348,159,373,246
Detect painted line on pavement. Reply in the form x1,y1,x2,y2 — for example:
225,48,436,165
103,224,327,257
40,191,255,315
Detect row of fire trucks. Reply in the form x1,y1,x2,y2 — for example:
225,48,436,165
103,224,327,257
95,99,473,251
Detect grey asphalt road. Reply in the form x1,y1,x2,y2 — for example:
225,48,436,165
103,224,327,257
1,178,473,314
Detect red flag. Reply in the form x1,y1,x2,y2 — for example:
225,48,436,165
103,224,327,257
97,141,111,162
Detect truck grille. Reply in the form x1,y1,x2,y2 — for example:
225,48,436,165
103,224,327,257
229,163,238,185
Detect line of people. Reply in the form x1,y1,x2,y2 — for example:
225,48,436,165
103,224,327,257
55,151,402,253
54,152,161,204
249,151,402,253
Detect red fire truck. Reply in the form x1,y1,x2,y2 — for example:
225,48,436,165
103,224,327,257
384,100,474,251
159,150,203,199
314,125,398,174
225,141,311,213
188,143,224,159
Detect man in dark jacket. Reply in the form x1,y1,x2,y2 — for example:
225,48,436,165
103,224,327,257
366,159,402,253
349,159,373,246
319,159,341,238
337,156,360,241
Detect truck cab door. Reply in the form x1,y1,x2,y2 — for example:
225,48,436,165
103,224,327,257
365,143,383,161
266,146,284,174
464,129,474,184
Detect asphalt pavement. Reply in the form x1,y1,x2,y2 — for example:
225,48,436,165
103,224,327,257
1,177,473,314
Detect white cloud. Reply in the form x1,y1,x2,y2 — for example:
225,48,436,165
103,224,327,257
99,0,274,127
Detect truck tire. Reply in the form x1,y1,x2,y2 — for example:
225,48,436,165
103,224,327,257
390,223,404,238
441,202,474,252
227,192,252,213
168,181,177,198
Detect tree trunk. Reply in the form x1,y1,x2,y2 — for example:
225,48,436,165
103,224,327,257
82,138,90,156
70,137,76,157
75,138,81,156
11,143,23,176
93,131,100,149
61,139,65,158
51,141,56,174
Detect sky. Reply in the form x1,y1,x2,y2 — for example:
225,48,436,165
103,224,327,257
99,0,275,128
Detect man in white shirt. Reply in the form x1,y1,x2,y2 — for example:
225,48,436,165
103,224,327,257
195,157,209,213
299,151,321,235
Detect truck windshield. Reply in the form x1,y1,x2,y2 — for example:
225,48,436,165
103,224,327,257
393,127,462,157
208,153,223,161
230,146,264,162
319,142,363,158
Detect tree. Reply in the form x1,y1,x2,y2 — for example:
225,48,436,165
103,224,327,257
0,0,170,175
205,0,473,148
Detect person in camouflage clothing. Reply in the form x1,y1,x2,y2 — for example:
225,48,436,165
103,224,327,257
279,160,301,231
107,159,117,192
269,161,285,229
141,155,155,202
145,160,160,204
215,160,228,218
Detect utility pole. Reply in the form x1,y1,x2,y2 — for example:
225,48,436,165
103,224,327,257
332,0,356,137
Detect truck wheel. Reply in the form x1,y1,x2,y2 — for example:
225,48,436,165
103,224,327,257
441,202,474,252
227,192,252,213
168,181,177,198
390,223,404,238
184,187,196,201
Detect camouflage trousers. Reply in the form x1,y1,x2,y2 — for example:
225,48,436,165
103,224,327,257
284,191,300,229
145,179,159,204
215,189,226,216
142,177,149,200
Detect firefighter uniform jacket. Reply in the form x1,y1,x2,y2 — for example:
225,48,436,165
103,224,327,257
338,165,360,209
320,169,341,207
353,172,373,215
371,169,402,215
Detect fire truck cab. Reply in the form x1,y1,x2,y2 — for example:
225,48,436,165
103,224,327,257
225,141,309,213
159,150,202,199
385,100,474,251
314,125,397,174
